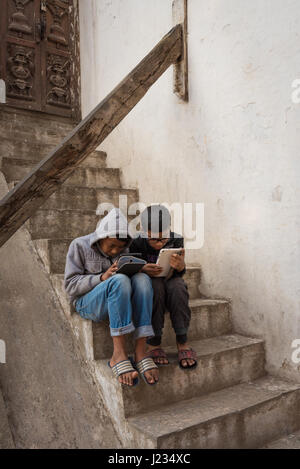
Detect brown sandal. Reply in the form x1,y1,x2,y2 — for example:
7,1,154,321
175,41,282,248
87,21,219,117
178,348,198,370
146,348,169,366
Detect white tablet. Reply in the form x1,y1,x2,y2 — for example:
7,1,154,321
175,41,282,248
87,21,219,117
156,248,183,277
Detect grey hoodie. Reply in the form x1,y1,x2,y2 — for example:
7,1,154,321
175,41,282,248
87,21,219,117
64,208,131,307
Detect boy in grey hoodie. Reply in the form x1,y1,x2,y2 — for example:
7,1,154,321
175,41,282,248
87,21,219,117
64,208,158,387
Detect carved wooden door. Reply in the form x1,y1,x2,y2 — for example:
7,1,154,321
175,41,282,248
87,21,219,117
0,0,81,120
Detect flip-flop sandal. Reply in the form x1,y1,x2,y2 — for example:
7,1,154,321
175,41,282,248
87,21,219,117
107,358,139,387
134,357,159,386
146,348,169,366
178,348,198,370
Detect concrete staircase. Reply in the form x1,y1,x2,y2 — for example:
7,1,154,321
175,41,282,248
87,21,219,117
1,105,300,448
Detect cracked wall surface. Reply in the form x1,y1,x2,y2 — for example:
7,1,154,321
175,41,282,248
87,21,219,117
79,0,300,382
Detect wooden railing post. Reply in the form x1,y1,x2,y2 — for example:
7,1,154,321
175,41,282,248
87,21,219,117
0,25,182,248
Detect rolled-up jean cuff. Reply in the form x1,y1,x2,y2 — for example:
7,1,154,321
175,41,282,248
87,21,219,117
133,325,154,340
110,322,135,337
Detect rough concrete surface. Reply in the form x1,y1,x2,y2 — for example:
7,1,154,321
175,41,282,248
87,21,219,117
0,172,119,449
0,387,14,448
128,375,300,449
262,429,300,449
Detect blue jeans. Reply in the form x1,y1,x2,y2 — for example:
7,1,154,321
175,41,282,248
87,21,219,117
75,273,154,340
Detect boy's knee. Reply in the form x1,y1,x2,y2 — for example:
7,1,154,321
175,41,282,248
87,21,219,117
132,272,153,292
166,277,188,293
109,273,131,292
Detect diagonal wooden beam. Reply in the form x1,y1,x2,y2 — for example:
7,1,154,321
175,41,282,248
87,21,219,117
0,24,183,248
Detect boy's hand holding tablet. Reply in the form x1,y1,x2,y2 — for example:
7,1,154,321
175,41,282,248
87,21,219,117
141,249,185,278
154,248,185,277
141,263,163,277
169,248,185,272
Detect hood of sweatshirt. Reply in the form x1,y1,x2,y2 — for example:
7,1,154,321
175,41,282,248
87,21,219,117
89,208,132,248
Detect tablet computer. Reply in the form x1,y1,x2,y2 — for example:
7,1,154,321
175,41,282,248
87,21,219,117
156,248,183,277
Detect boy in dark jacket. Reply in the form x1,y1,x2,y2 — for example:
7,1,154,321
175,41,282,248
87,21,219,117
129,205,197,369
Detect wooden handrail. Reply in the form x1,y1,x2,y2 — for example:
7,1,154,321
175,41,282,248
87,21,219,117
0,24,183,248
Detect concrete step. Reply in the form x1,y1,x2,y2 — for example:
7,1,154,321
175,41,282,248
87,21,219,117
163,297,232,341
0,105,74,146
0,139,57,163
0,389,14,449
32,231,194,276
1,157,45,182
261,429,300,449
43,186,138,212
33,198,133,270
92,298,232,360
27,205,137,240
0,152,106,184
48,268,205,320
80,151,107,168
128,375,300,449
108,334,265,418
7,130,71,147
4,165,120,189
0,139,107,170
0,152,107,181
27,209,100,240
184,266,201,299
63,167,120,188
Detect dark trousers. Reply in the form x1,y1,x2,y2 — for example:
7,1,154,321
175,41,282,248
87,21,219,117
146,276,191,346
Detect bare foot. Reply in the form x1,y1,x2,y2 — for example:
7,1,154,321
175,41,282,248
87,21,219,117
110,353,138,386
146,345,169,365
177,342,196,368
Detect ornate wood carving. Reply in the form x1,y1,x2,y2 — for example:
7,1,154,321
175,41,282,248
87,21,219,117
6,44,35,100
47,0,69,47
8,0,33,35
46,53,70,107
70,0,81,122
1,0,81,119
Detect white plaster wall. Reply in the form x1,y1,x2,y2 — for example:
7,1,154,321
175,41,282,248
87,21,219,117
79,0,300,382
